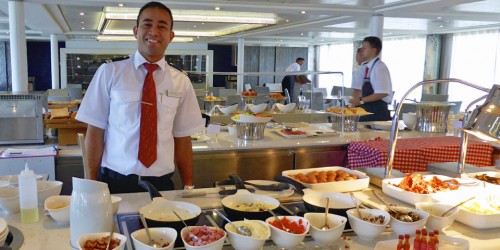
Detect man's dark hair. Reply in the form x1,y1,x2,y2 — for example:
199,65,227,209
296,57,305,62
136,1,174,29
363,36,382,55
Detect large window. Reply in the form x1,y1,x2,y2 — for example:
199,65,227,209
317,42,354,93
382,36,427,105
449,30,500,111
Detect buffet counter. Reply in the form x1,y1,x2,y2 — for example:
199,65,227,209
2,184,500,249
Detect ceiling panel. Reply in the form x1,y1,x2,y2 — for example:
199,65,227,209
0,0,499,45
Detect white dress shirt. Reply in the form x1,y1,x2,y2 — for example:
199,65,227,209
76,50,204,176
351,57,393,103
286,62,301,72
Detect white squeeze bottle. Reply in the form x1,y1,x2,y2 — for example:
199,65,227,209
19,163,39,223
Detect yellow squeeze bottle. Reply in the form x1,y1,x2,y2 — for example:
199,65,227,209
19,164,39,223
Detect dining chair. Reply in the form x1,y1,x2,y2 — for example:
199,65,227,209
219,89,237,98
253,86,271,95
284,89,291,104
308,92,325,111
226,94,242,106
245,84,252,91
254,95,270,105
208,87,225,97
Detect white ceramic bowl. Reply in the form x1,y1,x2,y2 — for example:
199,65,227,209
77,232,127,250
346,208,390,241
44,195,71,225
131,227,177,250
415,202,458,232
0,186,20,214
0,174,44,186
265,215,310,249
389,206,429,236
217,104,238,115
275,103,296,113
402,112,417,130
37,180,63,204
246,103,267,114
111,196,122,215
304,212,347,245
231,114,273,123
180,226,226,250
224,220,270,250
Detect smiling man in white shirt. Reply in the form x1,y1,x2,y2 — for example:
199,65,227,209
76,1,204,193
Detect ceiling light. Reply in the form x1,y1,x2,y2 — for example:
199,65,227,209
437,16,442,20
300,33,304,36
96,35,193,42
118,3,124,7
81,21,85,24
439,25,444,28
193,25,197,28
214,7,221,11
285,19,289,22
300,11,306,14
81,27,85,30
80,12,85,16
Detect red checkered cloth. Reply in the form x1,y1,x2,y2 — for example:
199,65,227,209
347,136,493,173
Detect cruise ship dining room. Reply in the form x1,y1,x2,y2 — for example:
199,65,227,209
1,0,500,249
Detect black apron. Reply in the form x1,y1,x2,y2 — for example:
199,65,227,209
359,58,391,122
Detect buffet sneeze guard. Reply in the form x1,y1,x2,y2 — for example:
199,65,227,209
385,78,496,179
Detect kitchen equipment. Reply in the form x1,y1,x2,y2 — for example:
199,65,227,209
442,196,475,216
77,232,127,250
329,113,361,132
304,212,346,246
131,227,177,250
302,189,360,220
265,215,310,249
320,197,330,230
173,211,198,242
105,231,113,250
346,208,390,241
415,202,459,232
371,190,412,222
388,206,429,236
19,165,39,223
234,122,267,140
0,92,46,144
221,189,280,221
138,181,201,229
413,102,455,132
224,220,270,250
70,177,113,248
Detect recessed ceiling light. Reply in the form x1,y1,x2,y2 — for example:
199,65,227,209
437,16,442,20
300,33,304,36
80,12,85,16
81,21,85,24
285,19,289,22
118,3,124,7
193,25,197,28
201,22,205,25
81,27,85,30
214,7,221,11
439,25,444,28
300,11,306,14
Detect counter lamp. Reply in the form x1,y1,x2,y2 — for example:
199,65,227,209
385,78,496,178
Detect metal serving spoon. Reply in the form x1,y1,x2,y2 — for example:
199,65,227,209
350,192,363,219
173,211,199,242
371,190,413,222
139,213,162,248
243,181,290,191
268,210,295,233
212,209,252,236
320,197,330,230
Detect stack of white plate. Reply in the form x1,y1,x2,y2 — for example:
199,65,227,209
0,217,9,245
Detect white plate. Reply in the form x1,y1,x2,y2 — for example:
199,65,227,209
282,166,369,192
274,129,312,138
368,121,405,131
374,235,469,250
0,218,7,237
191,134,210,142
382,175,467,205
244,180,294,199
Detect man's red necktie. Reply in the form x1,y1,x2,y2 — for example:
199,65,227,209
138,63,159,167
365,66,369,78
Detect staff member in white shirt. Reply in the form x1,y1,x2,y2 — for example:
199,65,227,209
350,36,392,121
281,57,305,102
76,1,204,193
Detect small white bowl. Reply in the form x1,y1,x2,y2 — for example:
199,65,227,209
389,207,429,236
402,112,417,130
225,220,270,250
0,174,44,186
37,180,63,204
111,196,122,215
131,227,177,250
246,103,267,114
180,226,226,250
415,202,458,232
275,103,296,113
77,232,127,250
346,208,390,241
44,195,71,225
304,212,347,245
265,215,310,249
0,186,20,214
217,104,238,115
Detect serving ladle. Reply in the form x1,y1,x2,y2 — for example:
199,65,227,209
212,209,252,236
139,213,162,248
320,197,330,230
349,192,363,219
268,210,295,233
173,211,199,242
371,190,413,222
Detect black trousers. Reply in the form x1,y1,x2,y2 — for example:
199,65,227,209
98,167,175,194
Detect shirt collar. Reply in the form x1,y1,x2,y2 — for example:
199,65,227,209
365,56,380,68
133,50,167,71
